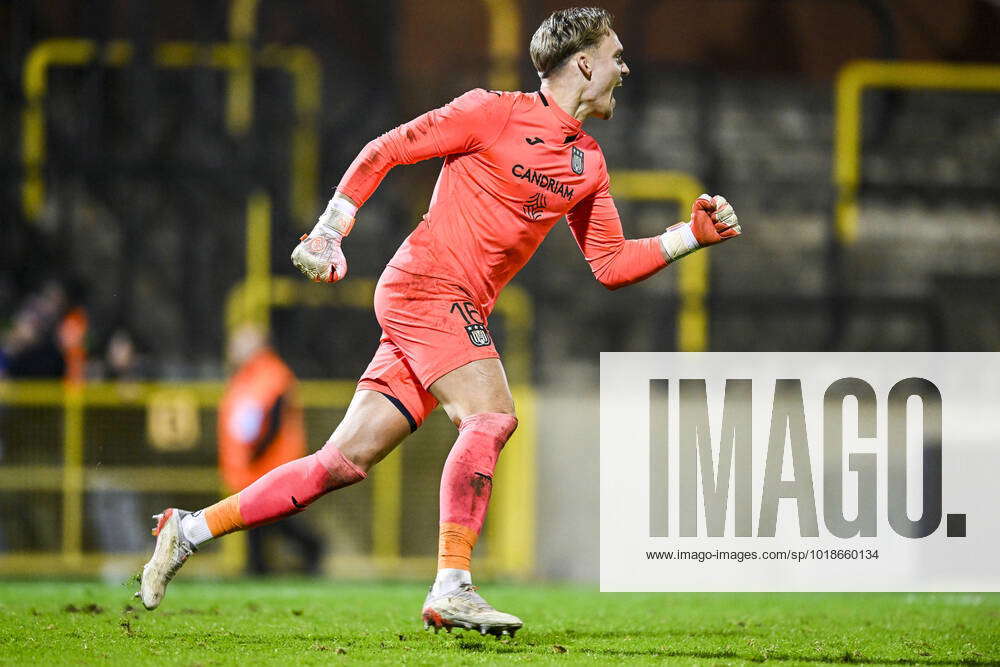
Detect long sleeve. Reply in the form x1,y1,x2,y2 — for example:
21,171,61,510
566,168,668,290
337,88,514,206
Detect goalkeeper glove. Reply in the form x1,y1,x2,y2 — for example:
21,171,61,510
291,196,356,283
659,194,741,262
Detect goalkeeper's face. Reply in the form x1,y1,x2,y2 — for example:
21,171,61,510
585,31,629,120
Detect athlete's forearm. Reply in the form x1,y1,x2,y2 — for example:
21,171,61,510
567,202,669,290
586,236,668,290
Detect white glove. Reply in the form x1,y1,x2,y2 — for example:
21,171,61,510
659,194,741,261
291,197,356,283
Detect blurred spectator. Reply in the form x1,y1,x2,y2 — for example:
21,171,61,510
105,330,136,379
220,323,322,575
1,281,74,379
96,328,149,381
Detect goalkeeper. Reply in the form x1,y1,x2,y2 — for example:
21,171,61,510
140,6,741,637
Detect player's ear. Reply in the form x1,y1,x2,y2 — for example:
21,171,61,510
576,52,593,80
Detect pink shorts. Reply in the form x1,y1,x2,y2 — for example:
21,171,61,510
356,266,499,429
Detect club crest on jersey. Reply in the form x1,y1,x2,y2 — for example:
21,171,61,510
465,323,492,347
571,146,585,175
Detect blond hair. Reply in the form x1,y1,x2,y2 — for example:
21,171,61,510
530,7,614,78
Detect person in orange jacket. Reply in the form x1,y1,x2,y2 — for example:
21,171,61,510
218,324,322,574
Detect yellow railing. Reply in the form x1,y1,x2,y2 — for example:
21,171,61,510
483,0,521,91
21,38,321,225
0,380,240,575
834,60,1000,245
610,170,709,352
0,376,534,578
226,0,261,136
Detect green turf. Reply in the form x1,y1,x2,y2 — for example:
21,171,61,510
0,580,996,665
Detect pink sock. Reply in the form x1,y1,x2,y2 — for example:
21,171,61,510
439,413,518,532
238,446,366,528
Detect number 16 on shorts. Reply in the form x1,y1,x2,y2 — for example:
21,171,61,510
450,301,493,348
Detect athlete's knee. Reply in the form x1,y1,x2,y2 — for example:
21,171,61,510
458,412,518,451
316,442,370,482
448,400,516,429
491,401,517,423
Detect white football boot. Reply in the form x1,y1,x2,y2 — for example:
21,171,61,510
138,508,196,610
422,583,523,638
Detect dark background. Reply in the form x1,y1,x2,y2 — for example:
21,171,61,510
2,0,999,383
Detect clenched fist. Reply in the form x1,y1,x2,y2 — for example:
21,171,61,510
659,193,741,262
291,197,356,283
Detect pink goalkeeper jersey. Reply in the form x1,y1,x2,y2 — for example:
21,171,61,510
337,88,667,312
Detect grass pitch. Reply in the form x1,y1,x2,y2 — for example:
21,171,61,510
0,580,997,665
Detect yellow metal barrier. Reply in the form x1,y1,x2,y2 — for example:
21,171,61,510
0,379,399,576
226,0,261,136
0,380,237,575
483,0,521,91
610,170,709,352
61,382,84,565
21,38,321,225
835,60,1000,244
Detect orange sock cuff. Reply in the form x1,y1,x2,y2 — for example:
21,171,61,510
204,495,245,538
437,521,479,571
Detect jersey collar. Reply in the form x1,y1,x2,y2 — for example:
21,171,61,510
537,91,583,134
